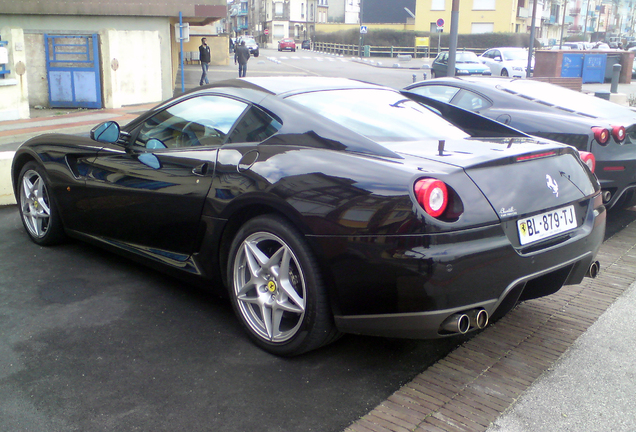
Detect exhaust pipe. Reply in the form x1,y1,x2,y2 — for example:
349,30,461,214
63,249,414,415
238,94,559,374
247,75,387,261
602,190,612,203
586,260,600,278
467,309,489,330
441,313,470,334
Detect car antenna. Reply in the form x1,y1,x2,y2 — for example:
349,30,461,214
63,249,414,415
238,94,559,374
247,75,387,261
438,139,446,155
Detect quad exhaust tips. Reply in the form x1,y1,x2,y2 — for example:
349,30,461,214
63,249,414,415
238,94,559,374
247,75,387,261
586,260,600,279
440,308,489,334
467,308,489,329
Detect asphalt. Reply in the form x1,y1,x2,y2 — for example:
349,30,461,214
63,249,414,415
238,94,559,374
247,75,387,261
2,53,636,431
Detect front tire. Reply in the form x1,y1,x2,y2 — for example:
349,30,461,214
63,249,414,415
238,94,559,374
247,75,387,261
17,161,66,245
227,215,339,356
501,69,509,77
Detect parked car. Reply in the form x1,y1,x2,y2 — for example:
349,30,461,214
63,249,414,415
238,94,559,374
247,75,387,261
237,36,259,57
403,76,636,209
563,42,585,50
430,51,492,78
278,38,296,52
301,39,311,50
12,77,604,356
479,47,534,78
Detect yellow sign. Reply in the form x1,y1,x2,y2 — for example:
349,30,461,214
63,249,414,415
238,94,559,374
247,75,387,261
415,37,430,47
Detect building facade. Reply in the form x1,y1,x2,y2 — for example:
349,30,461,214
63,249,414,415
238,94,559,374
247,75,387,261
0,0,226,119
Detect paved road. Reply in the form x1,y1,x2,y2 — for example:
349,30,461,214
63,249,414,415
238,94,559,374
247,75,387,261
0,205,469,431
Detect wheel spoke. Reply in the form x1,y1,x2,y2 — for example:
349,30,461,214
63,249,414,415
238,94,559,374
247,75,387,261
277,248,306,311
22,176,35,199
261,301,274,339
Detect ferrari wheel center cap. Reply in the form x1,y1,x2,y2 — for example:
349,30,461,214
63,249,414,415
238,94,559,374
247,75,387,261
267,280,277,293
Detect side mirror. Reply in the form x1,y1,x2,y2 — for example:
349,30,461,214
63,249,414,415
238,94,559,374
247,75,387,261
494,56,502,62
90,121,121,143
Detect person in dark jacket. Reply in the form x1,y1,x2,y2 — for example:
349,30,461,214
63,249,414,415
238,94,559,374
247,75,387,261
199,38,211,86
234,40,250,78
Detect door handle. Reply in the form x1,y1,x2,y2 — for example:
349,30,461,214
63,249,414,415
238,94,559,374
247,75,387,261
192,163,209,176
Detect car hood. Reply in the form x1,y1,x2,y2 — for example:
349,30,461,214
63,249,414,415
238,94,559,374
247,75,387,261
391,137,597,217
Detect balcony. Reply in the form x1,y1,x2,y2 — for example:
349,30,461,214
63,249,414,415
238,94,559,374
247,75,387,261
517,6,529,18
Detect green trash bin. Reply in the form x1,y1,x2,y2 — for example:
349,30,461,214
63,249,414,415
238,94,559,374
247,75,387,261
363,45,370,57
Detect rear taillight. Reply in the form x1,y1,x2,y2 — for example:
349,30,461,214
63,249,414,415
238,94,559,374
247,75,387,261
592,127,610,145
414,178,448,218
578,151,596,173
612,125,626,143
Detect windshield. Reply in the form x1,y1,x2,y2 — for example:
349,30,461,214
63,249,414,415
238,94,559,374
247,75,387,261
287,89,469,142
456,52,479,63
502,49,528,61
499,80,632,118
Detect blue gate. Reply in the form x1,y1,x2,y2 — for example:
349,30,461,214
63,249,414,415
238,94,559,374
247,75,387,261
45,34,102,109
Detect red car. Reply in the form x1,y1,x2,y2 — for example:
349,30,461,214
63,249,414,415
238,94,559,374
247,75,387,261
278,38,296,52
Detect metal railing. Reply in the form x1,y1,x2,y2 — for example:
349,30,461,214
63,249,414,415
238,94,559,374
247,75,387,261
312,42,484,58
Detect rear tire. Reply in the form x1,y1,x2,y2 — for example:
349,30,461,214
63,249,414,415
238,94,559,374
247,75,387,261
227,214,339,356
17,161,66,246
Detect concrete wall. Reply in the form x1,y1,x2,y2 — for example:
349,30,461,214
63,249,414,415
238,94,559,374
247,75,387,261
100,29,163,108
0,27,29,120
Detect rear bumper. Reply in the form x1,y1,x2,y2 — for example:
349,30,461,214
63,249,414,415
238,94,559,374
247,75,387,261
595,147,636,208
333,251,594,339
317,194,605,339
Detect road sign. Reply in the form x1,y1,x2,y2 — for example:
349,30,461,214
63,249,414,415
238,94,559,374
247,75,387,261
264,28,269,35
174,22,190,42
360,25,368,34
436,18,445,27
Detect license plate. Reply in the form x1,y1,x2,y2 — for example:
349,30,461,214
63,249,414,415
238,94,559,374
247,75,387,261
517,205,577,246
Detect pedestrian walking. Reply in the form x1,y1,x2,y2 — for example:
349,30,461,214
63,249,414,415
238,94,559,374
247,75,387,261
199,38,211,86
234,40,250,78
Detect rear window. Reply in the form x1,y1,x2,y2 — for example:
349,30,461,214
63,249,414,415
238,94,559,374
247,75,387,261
287,89,468,142
498,80,630,118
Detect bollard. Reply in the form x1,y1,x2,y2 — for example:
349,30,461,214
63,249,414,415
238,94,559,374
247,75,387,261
413,73,417,83
423,72,428,80
611,63,622,94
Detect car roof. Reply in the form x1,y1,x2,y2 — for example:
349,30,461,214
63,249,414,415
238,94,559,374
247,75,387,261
405,76,636,121
208,77,387,97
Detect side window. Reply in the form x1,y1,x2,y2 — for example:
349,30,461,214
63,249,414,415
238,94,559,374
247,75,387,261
408,85,460,103
452,89,492,111
135,96,248,149
227,106,282,143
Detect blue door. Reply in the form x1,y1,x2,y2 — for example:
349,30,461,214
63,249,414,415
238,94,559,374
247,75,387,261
581,54,607,84
45,34,102,109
